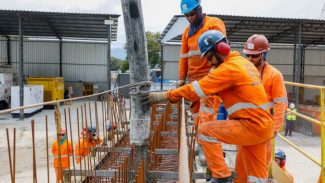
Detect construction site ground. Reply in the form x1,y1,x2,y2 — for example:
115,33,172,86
0,99,321,183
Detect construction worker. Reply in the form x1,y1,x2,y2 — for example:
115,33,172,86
243,34,288,168
178,0,226,125
141,30,274,183
75,127,102,164
285,103,296,136
274,149,294,182
51,129,73,183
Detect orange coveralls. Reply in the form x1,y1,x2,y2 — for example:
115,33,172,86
179,16,226,124
52,140,73,182
168,51,273,182
261,62,288,167
75,137,102,164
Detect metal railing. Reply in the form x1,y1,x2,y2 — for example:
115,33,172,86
282,81,325,182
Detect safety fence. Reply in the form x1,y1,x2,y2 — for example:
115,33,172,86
0,84,138,183
275,81,325,183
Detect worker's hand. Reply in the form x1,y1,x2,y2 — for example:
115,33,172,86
273,131,278,138
177,80,186,88
140,91,168,106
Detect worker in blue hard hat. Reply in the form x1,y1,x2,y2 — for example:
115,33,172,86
179,1,227,176
178,0,226,125
75,126,102,164
275,149,294,182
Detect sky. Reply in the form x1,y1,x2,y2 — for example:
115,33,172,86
1,0,325,58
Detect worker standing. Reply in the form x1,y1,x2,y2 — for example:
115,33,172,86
275,149,294,182
285,103,296,136
51,129,73,183
178,0,226,125
75,127,102,164
243,34,288,168
141,30,274,182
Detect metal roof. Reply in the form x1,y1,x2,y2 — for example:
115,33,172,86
160,14,325,45
0,10,120,41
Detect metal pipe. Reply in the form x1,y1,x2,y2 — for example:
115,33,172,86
285,81,325,90
286,108,321,125
278,134,321,166
18,14,24,120
320,88,325,183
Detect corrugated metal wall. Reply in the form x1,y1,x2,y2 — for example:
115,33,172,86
162,43,325,103
0,40,108,83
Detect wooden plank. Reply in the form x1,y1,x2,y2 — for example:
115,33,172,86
271,160,294,183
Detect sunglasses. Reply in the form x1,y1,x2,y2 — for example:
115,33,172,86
59,134,66,136
185,11,196,17
246,54,261,58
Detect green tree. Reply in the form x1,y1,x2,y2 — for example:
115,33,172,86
120,60,129,73
123,31,161,68
146,31,161,68
111,57,121,71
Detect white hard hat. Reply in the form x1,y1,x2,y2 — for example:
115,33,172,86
289,103,295,109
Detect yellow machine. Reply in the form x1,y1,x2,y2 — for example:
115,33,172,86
27,77,64,102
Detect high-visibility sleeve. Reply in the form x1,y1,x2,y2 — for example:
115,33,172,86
271,73,288,132
262,63,288,132
179,31,189,80
168,57,236,102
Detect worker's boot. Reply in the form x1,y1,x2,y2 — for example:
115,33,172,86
207,171,237,183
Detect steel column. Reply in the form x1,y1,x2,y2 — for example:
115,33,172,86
18,14,24,119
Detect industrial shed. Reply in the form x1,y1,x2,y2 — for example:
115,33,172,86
159,14,325,104
0,10,120,96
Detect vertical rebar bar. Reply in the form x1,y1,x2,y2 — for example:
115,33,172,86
45,116,50,183
13,128,16,183
31,120,38,183
68,108,77,183
64,109,72,183
6,128,13,183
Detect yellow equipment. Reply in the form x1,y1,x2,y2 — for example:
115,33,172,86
27,77,64,102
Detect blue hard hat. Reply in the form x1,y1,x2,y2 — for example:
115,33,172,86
87,126,96,133
275,149,286,160
180,0,200,14
198,30,226,58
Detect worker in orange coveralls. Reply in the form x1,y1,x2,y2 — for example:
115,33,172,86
243,35,288,169
75,127,102,164
141,30,273,183
274,149,294,182
178,0,226,125
51,129,73,183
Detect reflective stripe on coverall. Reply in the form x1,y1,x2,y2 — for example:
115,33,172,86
179,16,226,125
75,137,102,164
261,62,288,168
52,140,73,168
168,51,273,182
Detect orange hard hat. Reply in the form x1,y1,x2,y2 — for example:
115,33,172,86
60,129,67,134
243,34,270,55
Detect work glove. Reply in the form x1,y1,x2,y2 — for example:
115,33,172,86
177,80,186,88
140,91,168,107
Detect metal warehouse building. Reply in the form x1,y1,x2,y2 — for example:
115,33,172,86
159,15,325,104
0,10,119,96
